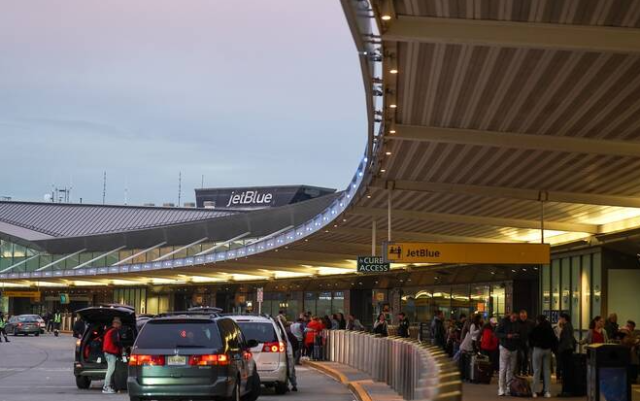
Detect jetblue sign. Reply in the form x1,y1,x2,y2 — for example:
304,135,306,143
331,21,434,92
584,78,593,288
226,190,273,207
357,256,390,273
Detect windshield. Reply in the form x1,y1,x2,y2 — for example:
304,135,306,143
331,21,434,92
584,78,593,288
136,321,222,349
237,322,277,343
18,316,38,322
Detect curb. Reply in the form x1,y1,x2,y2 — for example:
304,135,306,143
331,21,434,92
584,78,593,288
303,360,372,401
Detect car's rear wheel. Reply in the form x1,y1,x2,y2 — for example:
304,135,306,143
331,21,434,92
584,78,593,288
75,375,91,389
274,381,288,395
129,397,143,401
35,332,39,337
242,371,261,401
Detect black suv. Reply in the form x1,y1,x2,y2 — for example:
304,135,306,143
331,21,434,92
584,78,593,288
74,304,137,390
127,311,261,401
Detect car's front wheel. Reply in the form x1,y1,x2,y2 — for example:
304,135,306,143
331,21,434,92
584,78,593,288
75,375,91,389
242,371,261,401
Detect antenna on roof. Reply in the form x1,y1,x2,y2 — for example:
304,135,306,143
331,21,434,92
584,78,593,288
201,174,204,189
124,176,129,206
178,171,182,206
102,171,107,205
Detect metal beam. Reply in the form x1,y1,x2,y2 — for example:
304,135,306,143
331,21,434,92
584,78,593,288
72,246,126,269
35,249,86,272
390,124,640,158
195,232,251,256
383,16,640,53
334,226,522,243
246,225,294,244
350,206,598,234
111,242,166,267
0,254,40,274
153,237,208,262
375,180,640,209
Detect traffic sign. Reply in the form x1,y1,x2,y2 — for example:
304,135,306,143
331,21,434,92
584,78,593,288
385,242,550,264
256,287,264,303
357,256,390,273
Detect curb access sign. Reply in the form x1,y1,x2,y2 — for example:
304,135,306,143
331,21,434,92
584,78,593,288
385,242,550,264
357,256,390,273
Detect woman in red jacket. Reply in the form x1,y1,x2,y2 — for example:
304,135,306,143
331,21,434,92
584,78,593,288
304,317,325,358
480,317,499,372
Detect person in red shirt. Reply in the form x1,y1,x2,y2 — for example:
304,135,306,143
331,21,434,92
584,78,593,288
102,317,122,394
304,317,324,359
480,317,499,372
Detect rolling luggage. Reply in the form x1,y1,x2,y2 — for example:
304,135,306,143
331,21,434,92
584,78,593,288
312,334,323,360
509,376,532,397
112,358,129,392
470,354,493,384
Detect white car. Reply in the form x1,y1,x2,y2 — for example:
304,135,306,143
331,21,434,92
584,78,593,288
229,315,290,394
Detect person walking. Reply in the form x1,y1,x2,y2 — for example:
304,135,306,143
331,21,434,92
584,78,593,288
398,312,410,338
480,318,499,372
53,310,62,335
530,315,557,398
557,313,576,397
102,317,123,394
496,312,521,396
517,310,534,376
431,310,446,348
373,313,388,337
583,316,608,345
0,313,10,343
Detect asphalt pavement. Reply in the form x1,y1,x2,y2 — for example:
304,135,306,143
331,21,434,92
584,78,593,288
0,333,355,401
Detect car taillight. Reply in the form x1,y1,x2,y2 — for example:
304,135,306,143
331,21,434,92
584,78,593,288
128,355,165,366
188,354,229,366
17,323,22,328
76,339,81,347
243,351,252,360
262,341,285,353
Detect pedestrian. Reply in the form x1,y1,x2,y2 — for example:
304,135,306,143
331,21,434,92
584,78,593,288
278,310,288,325
583,316,608,345
330,314,339,330
398,312,410,338
431,310,446,348
102,317,123,394
496,312,521,396
322,315,333,331
0,313,10,343
460,314,483,381
53,310,62,335
373,313,388,337
480,317,499,372
346,314,364,331
517,309,534,376
557,313,576,397
304,316,324,359
604,313,618,340
290,318,304,364
530,315,557,398
73,314,85,339
46,311,54,333
618,320,639,385
445,318,458,356
337,313,346,330
280,318,298,392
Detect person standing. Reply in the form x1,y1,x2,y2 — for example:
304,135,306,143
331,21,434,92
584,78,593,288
583,316,608,345
72,314,85,339
346,314,364,331
517,310,534,376
337,313,346,330
557,313,576,397
496,312,521,396
460,314,483,381
373,313,388,337
290,318,304,364
0,313,9,343
480,318,499,372
604,313,618,341
431,311,446,348
398,312,410,338
102,317,123,394
529,315,557,398
53,310,62,333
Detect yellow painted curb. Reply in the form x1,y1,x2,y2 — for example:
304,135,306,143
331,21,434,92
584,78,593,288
303,360,371,401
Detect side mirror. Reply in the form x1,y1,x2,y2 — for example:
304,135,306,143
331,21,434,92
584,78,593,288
246,339,259,349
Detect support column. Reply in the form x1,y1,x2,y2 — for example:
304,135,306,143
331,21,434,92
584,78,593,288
372,220,377,256
387,189,392,242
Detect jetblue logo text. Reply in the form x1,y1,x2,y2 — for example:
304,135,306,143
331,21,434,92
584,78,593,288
225,190,273,207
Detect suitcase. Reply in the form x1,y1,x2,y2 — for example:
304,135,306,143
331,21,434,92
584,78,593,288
509,376,532,397
312,335,323,360
471,354,493,384
112,359,129,392
570,353,587,396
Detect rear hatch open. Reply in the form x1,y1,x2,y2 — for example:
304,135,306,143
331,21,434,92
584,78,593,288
235,320,283,372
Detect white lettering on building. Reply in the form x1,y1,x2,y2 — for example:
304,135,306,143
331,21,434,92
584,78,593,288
226,191,274,207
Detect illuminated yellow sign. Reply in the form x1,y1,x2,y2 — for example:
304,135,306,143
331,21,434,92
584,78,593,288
386,242,550,264
2,290,41,300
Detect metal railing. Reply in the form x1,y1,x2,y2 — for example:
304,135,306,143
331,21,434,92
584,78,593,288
323,330,462,401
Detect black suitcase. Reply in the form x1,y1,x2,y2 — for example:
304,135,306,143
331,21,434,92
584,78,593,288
112,359,128,392
312,335,323,360
570,353,587,396
471,355,493,384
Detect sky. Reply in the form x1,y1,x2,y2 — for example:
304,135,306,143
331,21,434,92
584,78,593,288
0,0,366,205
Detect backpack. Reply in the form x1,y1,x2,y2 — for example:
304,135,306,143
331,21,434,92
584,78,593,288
509,376,532,397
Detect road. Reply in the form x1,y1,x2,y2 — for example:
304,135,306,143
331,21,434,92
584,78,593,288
0,333,354,401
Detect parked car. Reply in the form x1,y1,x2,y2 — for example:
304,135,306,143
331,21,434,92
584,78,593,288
5,314,42,336
127,311,261,401
228,315,291,394
73,304,137,390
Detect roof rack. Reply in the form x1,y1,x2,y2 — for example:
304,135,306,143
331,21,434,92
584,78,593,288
153,309,222,319
187,306,223,313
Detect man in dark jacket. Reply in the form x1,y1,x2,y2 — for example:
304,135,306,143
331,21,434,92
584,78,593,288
431,311,446,348
72,314,85,339
517,309,535,375
398,312,410,338
604,313,618,341
557,313,576,397
496,312,521,396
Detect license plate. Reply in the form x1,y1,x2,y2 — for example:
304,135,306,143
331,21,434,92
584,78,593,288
167,355,186,366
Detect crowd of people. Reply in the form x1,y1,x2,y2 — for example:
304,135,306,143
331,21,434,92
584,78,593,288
430,310,639,397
